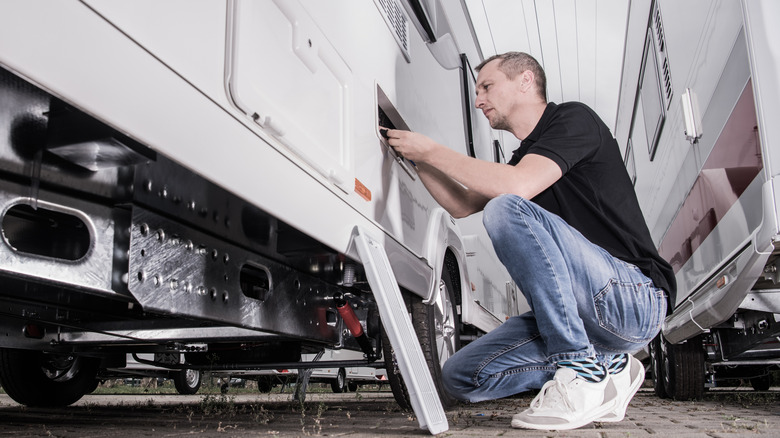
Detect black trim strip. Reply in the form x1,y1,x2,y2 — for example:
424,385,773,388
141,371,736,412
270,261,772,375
407,0,436,42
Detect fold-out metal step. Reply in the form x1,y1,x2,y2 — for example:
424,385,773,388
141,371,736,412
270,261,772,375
351,227,448,435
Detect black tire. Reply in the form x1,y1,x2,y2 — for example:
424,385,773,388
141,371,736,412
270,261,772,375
347,381,359,392
85,378,100,395
0,348,100,407
382,329,411,409
173,368,201,395
257,376,274,393
382,257,461,409
660,334,706,400
330,368,347,393
649,334,668,398
750,373,771,391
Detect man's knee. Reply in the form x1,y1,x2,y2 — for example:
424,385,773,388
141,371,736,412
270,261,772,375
482,194,517,236
441,355,476,401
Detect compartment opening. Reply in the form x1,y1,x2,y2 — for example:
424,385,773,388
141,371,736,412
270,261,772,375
239,264,271,302
378,106,397,131
1,204,91,261
376,84,416,178
376,84,410,135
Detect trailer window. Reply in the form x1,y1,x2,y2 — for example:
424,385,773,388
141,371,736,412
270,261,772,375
638,29,665,161
634,1,672,162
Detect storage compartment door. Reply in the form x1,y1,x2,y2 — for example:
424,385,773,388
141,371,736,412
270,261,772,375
227,0,353,192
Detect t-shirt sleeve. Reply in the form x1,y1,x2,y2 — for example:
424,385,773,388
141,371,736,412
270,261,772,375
527,105,602,174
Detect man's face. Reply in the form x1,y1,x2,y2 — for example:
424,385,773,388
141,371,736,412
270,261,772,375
475,60,512,130
475,60,523,131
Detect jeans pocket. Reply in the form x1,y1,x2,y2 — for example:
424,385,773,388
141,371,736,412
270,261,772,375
594,279,663,344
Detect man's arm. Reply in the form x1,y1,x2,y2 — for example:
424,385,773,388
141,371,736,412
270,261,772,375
384,129,562,217
414,161,490,218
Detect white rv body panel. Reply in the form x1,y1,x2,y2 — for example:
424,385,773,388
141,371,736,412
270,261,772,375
0,0,520,423
743,0,780,179
62,0,516,326
617,0,780,392
0,0,518,326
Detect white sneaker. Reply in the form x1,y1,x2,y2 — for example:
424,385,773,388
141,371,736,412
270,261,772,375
599,355,644,422
511,367,619,431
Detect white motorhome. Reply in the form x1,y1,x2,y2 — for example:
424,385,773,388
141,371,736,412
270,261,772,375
616,0,780,398
0,1,523,433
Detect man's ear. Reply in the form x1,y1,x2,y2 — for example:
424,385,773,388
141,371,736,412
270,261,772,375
519,70,535,93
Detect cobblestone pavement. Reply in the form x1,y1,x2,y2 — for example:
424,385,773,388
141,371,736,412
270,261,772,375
0,388,778,437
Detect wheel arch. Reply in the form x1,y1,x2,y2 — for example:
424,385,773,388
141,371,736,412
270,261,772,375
421,208,469,308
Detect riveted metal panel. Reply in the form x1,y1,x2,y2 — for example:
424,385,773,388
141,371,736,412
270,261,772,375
128,207,340,343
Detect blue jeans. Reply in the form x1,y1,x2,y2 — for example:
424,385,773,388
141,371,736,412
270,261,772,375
442,194,666,402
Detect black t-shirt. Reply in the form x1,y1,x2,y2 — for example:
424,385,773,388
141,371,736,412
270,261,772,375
508,102,676,305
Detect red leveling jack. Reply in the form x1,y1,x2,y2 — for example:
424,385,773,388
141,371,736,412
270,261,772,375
335,297,376,360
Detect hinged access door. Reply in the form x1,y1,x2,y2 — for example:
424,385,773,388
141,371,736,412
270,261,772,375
226,0,354,192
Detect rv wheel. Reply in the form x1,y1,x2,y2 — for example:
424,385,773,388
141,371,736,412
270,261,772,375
750,372,771,391
649,334,668,398
382,259,461,409
330,368,347,393
658,334,706,400
0,348,100,407
256,376,274,393
173,368,201,394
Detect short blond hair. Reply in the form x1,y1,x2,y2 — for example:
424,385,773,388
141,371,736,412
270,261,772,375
476,52,547,101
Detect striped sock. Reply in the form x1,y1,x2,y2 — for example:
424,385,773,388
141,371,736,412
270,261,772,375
607,354,629,375
557,357,606,383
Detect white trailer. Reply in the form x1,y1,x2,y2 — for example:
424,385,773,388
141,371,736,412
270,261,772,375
616,0,780,399
0,1,523,433
215,350,388,394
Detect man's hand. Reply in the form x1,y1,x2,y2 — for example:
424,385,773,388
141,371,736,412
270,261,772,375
381,128,439,163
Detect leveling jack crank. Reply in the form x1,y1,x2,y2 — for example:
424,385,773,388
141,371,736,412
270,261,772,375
335,296,376,360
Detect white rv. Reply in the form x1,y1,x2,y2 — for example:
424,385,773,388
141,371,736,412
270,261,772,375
0,1,523,433
217,350,388,394
616,0,780,398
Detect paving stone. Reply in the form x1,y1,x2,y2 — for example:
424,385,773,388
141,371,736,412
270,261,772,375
0,387,777,436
